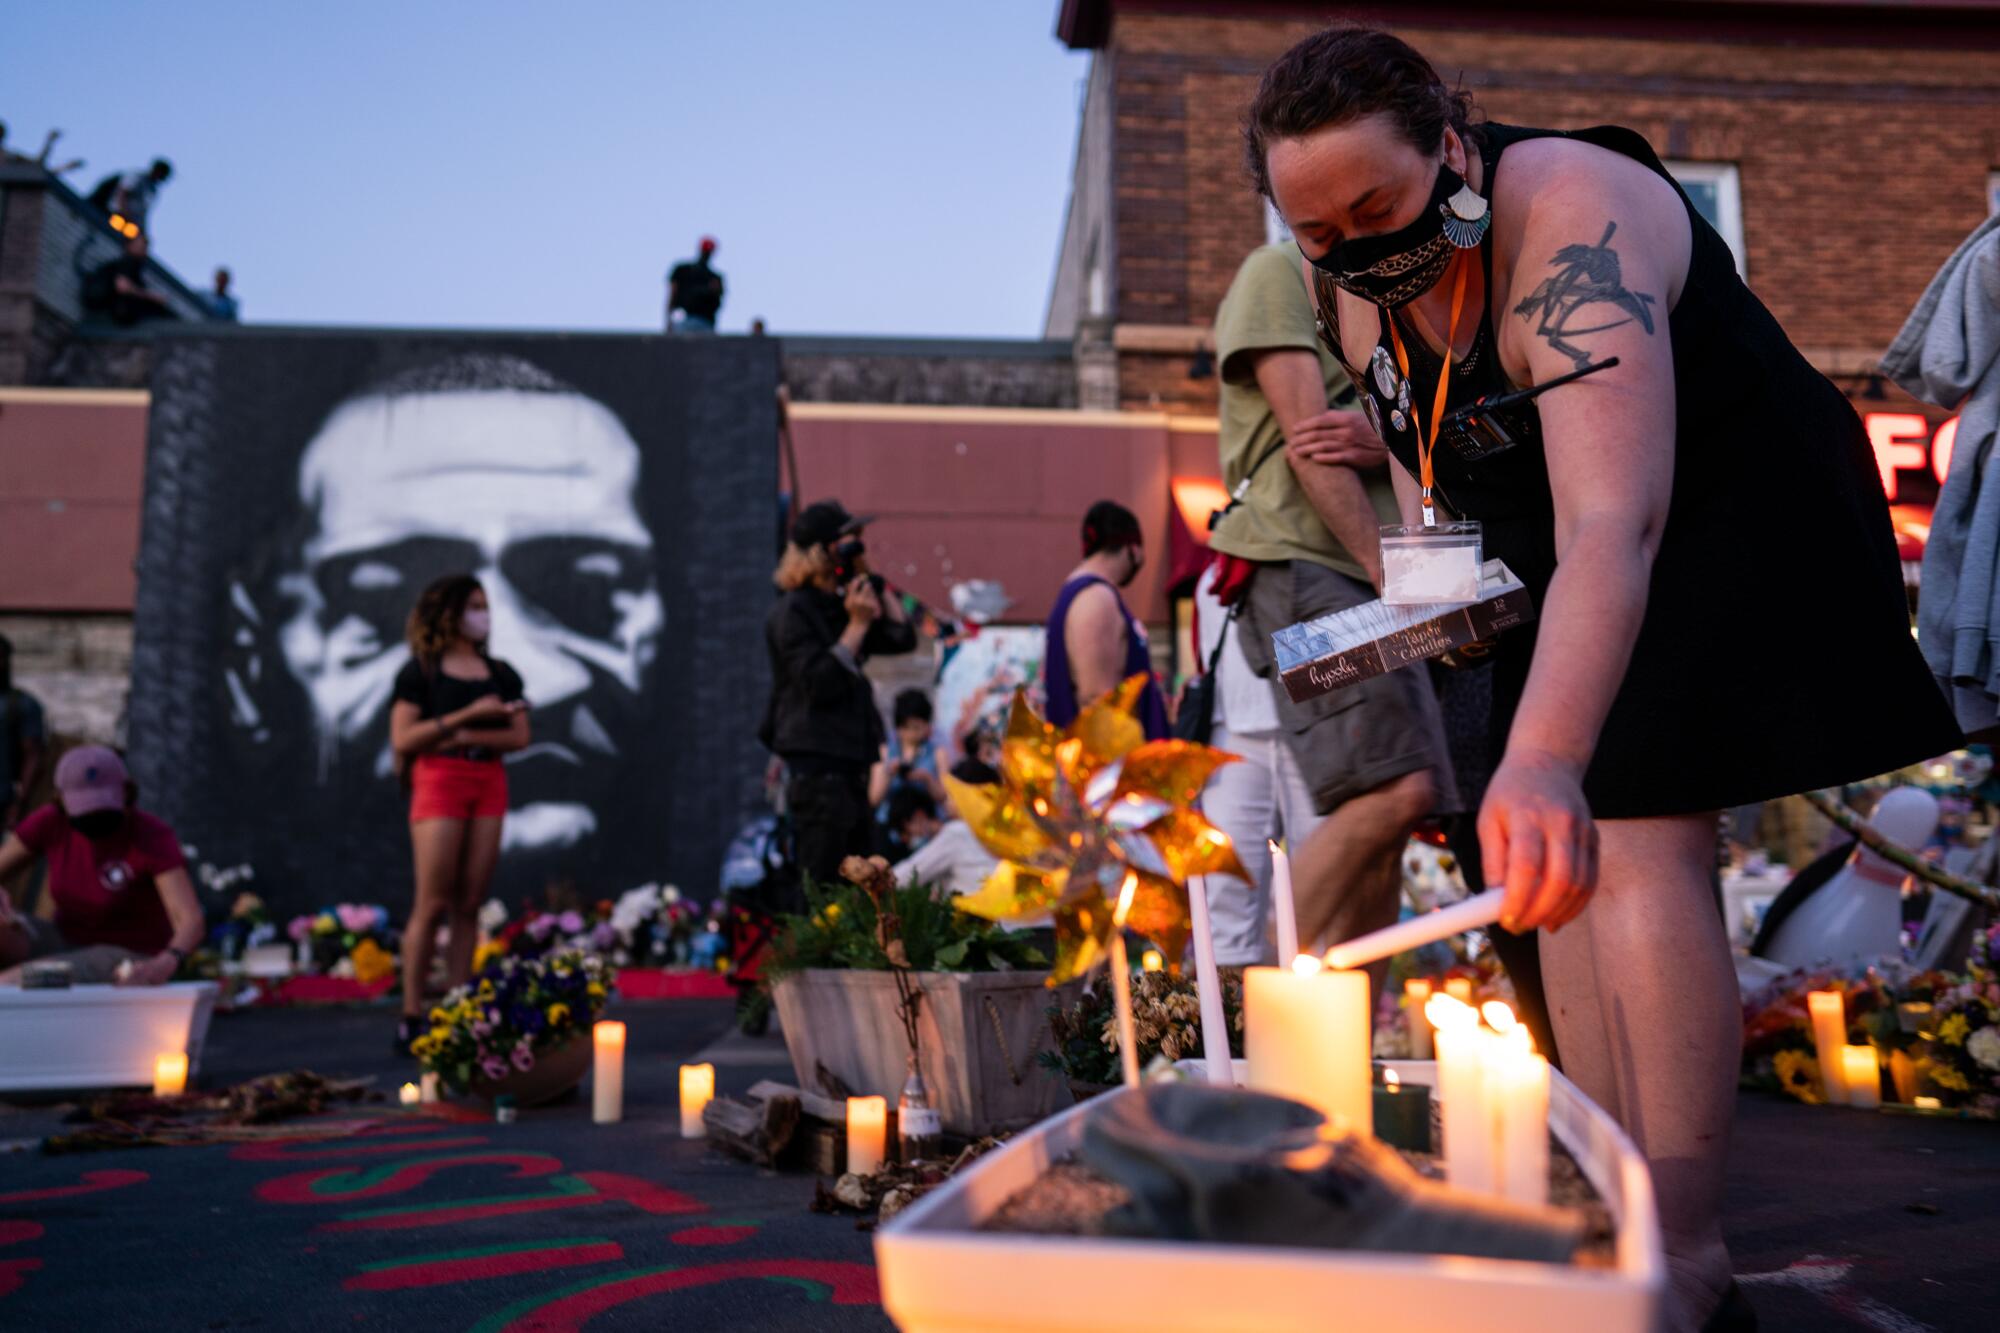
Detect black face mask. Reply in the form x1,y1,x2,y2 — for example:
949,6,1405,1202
71,810,127,841
1307,161,1489,308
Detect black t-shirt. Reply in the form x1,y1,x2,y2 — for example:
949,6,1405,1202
392,656,525,730
668,259,724,318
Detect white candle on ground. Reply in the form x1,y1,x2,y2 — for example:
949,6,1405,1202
1269,840,1299,966
1806,991,1849,1103
1427,994,1496,1192
399,1081,421,1107
1245,956,1372,1135
679,1062,714,1138
1841,1046,1882,1110
1323,889,1505,972
1404,979,1434,1059
1186,874,1236,1089
153,1052,188,1097
592,1021,626,1124
847,1095,888,1175
1483,1006,1549,1204
420,1071,440,1104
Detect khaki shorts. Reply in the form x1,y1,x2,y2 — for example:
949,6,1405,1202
1238,560,1458,817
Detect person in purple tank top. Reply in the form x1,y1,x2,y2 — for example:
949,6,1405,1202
1042,501,1170,740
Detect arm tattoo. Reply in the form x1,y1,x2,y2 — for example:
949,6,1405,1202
1511,220,1657,370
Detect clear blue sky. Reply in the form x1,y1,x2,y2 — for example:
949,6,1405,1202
2,2,1091,336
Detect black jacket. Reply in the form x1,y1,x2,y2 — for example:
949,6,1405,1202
761,585,917,768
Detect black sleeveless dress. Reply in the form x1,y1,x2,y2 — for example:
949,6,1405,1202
1310,122,1960,819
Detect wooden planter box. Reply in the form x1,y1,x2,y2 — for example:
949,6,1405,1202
0,982,220,1093
771,969,1085,1136
876,1061,1664,1333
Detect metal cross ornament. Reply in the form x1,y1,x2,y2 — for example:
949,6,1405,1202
945,677,1249,985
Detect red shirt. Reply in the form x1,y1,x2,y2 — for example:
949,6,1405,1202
15,805,185,954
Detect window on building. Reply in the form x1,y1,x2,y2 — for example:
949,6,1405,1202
1988,170,2000,217
1264,198,1291,247
1664,161,1745,277
1085,233,1106,318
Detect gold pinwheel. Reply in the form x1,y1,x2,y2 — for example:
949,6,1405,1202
945,677,1248,984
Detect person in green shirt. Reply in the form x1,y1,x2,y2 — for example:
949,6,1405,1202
1206,241,1451,965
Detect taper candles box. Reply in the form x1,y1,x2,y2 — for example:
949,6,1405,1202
1274,559,1536,703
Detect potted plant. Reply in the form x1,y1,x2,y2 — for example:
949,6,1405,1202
412,950,612,1106
1041,968,1246,1102
765,862,1080,1137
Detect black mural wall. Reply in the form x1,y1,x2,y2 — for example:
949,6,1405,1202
129,330,778,919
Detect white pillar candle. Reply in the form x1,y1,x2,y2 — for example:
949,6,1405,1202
153,1051,188,1097
1245,956,1372,1135
1404,979,1434,1059
592,1021,626,1124
1483,1007,1549,1204
1324,889,1505,972
847,1095,888,1175
1187,874,1236,1089
399,1081,421,1107
1841,1045,1882,1110
1269,840,1299,966
679,1062,714,1138
1806,990,1848,1103
420,1071,440,1104
1426,994,1496,1192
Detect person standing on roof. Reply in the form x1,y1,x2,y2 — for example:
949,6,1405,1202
667,237,725,333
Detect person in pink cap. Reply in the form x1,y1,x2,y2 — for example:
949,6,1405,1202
0,745,203,986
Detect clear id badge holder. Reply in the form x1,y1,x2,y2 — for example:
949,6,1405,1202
1380,519,1483,606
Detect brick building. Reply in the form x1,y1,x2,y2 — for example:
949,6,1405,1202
1045,0,2000,516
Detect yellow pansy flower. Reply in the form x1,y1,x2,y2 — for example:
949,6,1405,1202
824,903,841,922
1939,1012,1971,1046
429,1007,449,1025
546,1003,571,1026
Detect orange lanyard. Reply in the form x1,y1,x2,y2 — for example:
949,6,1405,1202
1384,251,1469,527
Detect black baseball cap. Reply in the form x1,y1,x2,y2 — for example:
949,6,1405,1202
1081,500,1143,556
792,499,873,549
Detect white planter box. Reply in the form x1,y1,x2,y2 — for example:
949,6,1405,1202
876,1060,1663,1333
771,969,1084,1137
0,982,220,1093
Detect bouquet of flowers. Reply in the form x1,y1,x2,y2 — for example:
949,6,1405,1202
286,903,400,978
476,893,619,967
207,891,276,962
1912,926,2000,1111
412,950,613,1093
606,883,702,967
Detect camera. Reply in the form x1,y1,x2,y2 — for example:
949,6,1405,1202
830,537,875,589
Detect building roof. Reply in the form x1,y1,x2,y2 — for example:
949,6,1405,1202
1057,0,2000,50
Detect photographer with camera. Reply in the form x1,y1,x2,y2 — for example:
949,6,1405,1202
762,501,917,899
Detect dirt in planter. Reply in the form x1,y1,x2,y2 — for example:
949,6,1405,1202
980,1138,1617,1267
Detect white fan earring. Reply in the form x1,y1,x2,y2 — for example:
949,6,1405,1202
1440,182,1490,249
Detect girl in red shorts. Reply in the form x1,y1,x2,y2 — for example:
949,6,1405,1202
388,575,529,1052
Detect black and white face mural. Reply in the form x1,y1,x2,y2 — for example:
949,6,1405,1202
131,334,778,918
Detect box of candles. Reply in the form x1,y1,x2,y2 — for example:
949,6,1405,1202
875,1056,1662,1333
1273,559,1536,704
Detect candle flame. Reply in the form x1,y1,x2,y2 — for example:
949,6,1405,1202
1268,838,1282,854
1405,978,1432,999
1424,993,1478,1030
1481,1001,1517,1035
1113,870,1139,928
1291,953,1323,976
1141,949,1164,973
1383,1068,1401,1092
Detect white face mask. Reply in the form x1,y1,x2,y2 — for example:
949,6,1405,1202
461,609,492,642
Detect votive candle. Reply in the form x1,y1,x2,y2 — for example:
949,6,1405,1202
847,1095,888,1175
1404,979,1434,1059
679,1062,714,1138
399,1081,421,1107
593,1021,626,1124
1444,977,1474,1005
1841,1045,1882,1110
153,1051,188,1097
1806,991,1848,1103
1245,956,1372,1135
420,1071,440,1104
1141,948,1164,973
